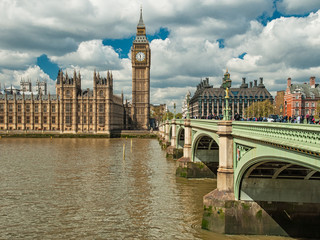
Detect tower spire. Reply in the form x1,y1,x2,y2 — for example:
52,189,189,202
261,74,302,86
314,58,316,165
138,6,145,28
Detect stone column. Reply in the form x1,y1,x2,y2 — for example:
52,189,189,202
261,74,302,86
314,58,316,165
216,121,234,193
183,118,192,160
171,119,176,147
165,120,170,145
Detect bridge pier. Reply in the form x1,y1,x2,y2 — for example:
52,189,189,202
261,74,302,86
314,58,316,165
166,119,183,159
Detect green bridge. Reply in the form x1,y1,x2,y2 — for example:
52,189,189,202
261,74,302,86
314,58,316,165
159,119,320,238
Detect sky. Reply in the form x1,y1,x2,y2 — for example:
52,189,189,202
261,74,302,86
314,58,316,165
1,0,320,111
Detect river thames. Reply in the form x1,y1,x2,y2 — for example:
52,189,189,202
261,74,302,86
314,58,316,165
0,138,298,239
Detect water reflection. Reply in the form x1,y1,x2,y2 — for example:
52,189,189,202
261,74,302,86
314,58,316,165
0,138,297,239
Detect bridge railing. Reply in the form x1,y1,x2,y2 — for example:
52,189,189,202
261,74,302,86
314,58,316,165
232,122,320,154
190,119,219,132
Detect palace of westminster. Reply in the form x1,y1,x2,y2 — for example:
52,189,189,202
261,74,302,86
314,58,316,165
0,10,151,133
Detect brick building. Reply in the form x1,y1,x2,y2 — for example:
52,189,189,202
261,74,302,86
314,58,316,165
284,77,320,117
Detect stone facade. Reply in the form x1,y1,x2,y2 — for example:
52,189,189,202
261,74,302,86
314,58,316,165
0,70,128,133
190,70,273,118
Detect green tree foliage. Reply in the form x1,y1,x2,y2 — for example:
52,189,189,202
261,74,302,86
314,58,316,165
244,100,274,118
316,100,320,116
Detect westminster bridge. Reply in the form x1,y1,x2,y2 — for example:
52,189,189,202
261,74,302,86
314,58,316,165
159,119,320,238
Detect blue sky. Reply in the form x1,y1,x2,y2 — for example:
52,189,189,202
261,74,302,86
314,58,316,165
1,0,320,111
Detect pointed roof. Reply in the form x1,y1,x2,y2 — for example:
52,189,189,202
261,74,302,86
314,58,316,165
137,6,145,28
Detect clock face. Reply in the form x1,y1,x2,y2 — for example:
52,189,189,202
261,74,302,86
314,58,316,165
136,52,145,61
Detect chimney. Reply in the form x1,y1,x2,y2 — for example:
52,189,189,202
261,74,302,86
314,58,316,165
254,80,257,87
310,76,316,88
250,82,253,88
242,77,246,84
287,78,291,88
259,77,263,84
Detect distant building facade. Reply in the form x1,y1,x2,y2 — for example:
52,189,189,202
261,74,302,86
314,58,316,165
275,90,285,116
0,70,128,133
189,70,273,118
182,91,191,118
0,10,152,132
284,77,320,117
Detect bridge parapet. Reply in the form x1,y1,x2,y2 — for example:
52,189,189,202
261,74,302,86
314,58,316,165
232,122,320,155
190,119,219,132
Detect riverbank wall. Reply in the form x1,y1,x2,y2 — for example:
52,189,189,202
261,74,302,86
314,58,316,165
0,130,157,138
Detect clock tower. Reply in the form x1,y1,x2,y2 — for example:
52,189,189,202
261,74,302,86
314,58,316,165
131,8,151,129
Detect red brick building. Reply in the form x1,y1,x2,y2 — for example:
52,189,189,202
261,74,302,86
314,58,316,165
284,77,320,117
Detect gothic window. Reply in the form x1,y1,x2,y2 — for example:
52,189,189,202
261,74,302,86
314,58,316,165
89,104,93,112
100,90,104,97
17,116,21,124
34,104,38,113
17,104,21,112
52,116,56,124
26,116,30,123
66,90,71,98
83,104,87,112
26,104,30,112
0,116,3,123
8,116,13,124
8,104,13,112
65,116,71,124
83,116,87,124
44,116,47,124
99,104,104,113
99,116,104,125
89,117,92,124
44,105,47,113
0,104,3,112
66,103,71,113
35,116,39,124
52,105,56,113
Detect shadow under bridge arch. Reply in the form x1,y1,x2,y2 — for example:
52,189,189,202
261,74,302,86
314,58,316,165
192,133,219,176
176,127,185,149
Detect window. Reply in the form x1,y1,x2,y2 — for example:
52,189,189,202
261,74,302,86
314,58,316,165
78,104,81,112
83,116,87,124
26,116,30,123
26,104,30,112
99,104,104,113
35,116,39,124
8,116,13,124
8,104,13,112
77,116,80,124
295,102,299,107
0,116,4,123
89,104,92,112
17,104,21,112
99,116,104,125
99,90,104,97
65,116,71,124
295,110,299,115
312,102,315,107
306,103,309,107
43,105,47,113
34,104,38,113
0,104,3,112
66,90,70,98
17,116,21,124
89,116,92,124
66,103,71,113
52,116,56,124
52,105,56,113
83,104,87,112
44,116,47,124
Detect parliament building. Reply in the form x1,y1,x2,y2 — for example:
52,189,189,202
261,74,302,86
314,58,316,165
0,9,151,133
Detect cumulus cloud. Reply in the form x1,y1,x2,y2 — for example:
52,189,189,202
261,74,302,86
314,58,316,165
51,40,122,70
0,0,320,111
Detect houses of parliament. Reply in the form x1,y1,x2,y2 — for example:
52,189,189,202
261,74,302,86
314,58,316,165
0,9,151,133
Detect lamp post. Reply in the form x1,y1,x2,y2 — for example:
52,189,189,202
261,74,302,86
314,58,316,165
223,87,231,121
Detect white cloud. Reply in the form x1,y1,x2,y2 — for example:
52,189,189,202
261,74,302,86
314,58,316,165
277,0,320,15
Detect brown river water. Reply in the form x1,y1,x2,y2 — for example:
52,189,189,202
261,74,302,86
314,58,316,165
0,138,298,239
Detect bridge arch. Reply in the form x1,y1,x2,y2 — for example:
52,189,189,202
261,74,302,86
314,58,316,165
191,131,220,175
234,145,320,203
176,126,185,149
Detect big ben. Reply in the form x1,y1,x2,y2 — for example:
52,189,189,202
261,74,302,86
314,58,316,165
131,8,151,129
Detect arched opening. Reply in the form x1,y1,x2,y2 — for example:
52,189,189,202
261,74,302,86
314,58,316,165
177,128,184,149
240,161,320,203
194,135,219,175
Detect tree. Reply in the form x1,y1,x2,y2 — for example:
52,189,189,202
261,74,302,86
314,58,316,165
245,99,274,118
316,100,320,117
